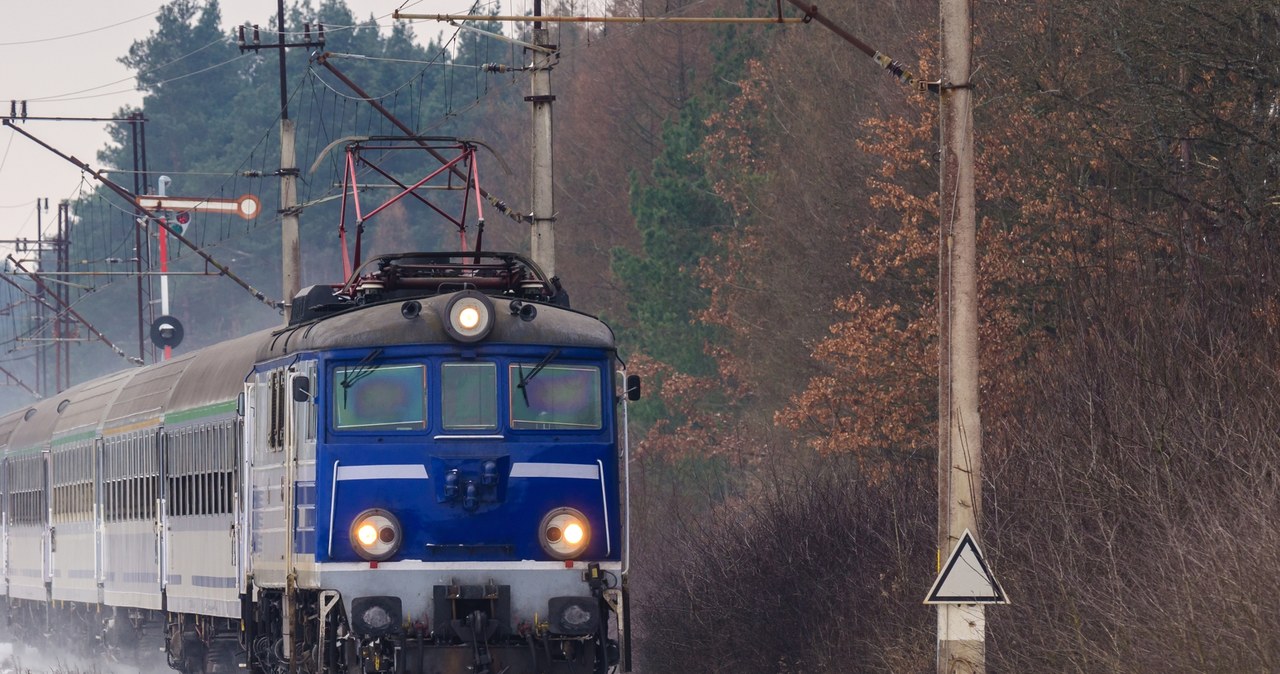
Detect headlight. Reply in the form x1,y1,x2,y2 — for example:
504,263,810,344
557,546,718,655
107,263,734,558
442,291,494,342
539,507,590,560
350,508,402,561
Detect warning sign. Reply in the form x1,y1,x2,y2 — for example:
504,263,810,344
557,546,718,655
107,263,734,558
924,529,1008,605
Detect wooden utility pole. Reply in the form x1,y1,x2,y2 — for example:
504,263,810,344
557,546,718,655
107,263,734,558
33,199,48,396
128,112,153,362
937,0,983,667
0,107,152,365
1,202,75,393
528,0,557,277
55,200,71,392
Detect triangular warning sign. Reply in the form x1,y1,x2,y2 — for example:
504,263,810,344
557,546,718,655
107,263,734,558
924,529,1008,604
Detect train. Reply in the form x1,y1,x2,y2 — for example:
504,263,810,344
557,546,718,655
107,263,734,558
0,251,636,674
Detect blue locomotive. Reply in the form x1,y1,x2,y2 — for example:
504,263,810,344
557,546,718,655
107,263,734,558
0,251,636,673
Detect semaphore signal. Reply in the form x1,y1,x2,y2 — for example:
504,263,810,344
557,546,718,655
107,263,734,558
134,194,260,221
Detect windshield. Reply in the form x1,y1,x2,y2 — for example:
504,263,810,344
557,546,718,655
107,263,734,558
508,363,602,430
442,362,498,430
332,363,427,430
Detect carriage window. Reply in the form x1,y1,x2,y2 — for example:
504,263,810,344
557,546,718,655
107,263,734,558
332,363,427,430
442,362,498,430
508,364,602,430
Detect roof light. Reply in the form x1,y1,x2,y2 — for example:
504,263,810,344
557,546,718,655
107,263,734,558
442,290,495,342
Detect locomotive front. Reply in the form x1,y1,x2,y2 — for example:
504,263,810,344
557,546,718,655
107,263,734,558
244,253,634,674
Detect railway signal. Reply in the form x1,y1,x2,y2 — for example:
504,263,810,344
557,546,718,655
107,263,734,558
172,210,191,235
135,193,260,220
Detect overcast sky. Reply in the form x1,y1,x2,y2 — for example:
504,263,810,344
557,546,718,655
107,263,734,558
0,0,510,251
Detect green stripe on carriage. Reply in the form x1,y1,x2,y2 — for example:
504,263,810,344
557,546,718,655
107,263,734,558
164,400,238,426
52,430,97,446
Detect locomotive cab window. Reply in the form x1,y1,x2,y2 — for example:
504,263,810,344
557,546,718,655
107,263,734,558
332,363,427,431
508,363,603,430
442,362,498,430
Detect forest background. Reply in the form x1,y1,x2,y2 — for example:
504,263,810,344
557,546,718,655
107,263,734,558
2,0,1279,670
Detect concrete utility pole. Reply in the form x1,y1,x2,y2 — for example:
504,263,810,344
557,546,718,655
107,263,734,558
757,17,992,667
937,0,983,667
281,114,300,320
236,3,324,323
393,9,803,276
276,0,301,323
528,0,557,277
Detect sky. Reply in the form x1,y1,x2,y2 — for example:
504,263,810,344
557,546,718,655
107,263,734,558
0,0,518,253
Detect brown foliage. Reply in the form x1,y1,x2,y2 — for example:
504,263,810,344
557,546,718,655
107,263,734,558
626,352,764,465
688,1,942,416
544,0,1280,667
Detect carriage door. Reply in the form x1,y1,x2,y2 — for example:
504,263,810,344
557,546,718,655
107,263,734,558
288,365,317,583
41,447,51,589
156,428,169,596
1,457,7,596
94,438,104,595
237,389,253,596
246,369,293,589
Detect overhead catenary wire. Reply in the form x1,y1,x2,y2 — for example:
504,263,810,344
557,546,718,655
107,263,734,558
23,36,244,103
2,119,283,311
0,9,159,47
2,256,142,367
5,0,541,370
6,0,529,273
398,12,809,24
322,52,501,69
